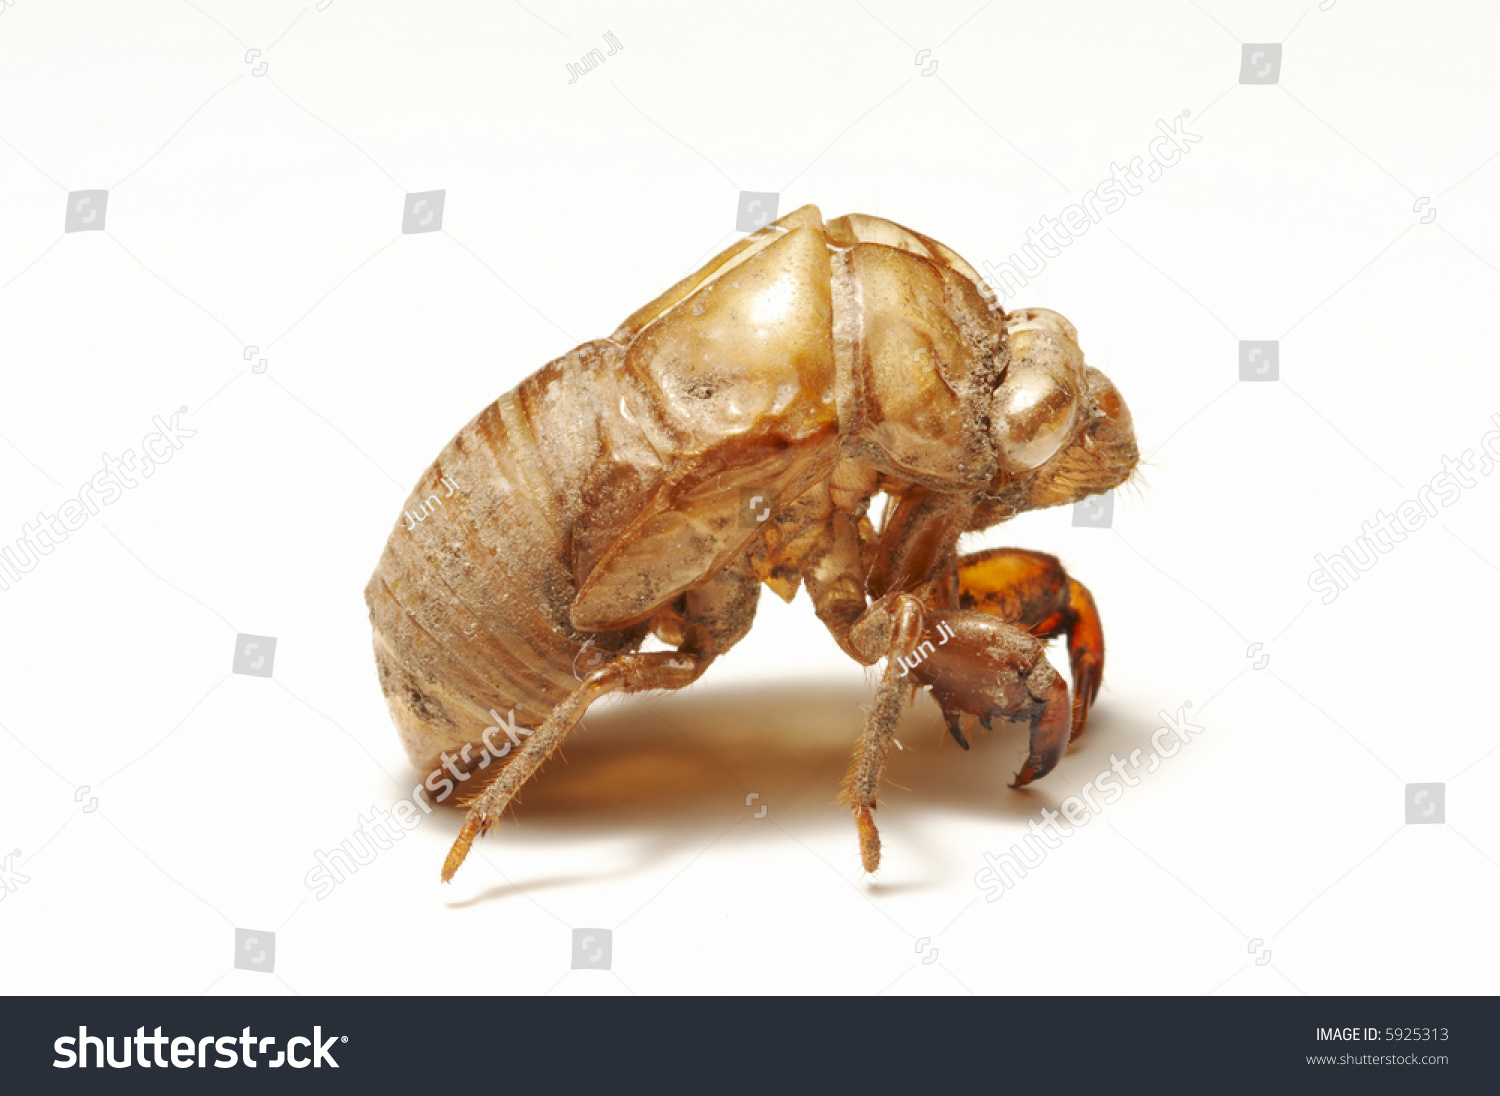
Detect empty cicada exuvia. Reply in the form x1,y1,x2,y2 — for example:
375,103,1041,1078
363,205,1139,881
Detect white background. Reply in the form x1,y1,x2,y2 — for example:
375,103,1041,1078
1,0,1497,996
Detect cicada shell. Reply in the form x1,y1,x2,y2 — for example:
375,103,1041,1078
364,205,1138,877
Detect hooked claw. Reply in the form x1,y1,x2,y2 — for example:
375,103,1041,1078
909,612,1074,787
1064,577,1104,741
1009,667,1071,788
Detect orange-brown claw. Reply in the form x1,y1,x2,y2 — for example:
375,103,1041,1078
1064,576,1104,741
955,548,1108,749
907,613,1073,786
1009,666,1071,788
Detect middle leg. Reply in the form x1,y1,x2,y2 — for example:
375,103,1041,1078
839,591,927,874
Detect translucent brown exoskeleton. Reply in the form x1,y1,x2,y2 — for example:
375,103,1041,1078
363,205,1139,881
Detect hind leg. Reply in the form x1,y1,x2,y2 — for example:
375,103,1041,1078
956,548,1106,742
441,557,759,883
441,649,709,881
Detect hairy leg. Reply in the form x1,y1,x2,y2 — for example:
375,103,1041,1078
441,557,760,882
840,593,926,873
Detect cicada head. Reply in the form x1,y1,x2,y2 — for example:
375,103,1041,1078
988,308,1138,507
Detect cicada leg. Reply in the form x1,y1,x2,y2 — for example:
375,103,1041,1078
903,610,1072,789
955,548,1106,743
442,648,711,882
441,556,760,883
838,592,927,875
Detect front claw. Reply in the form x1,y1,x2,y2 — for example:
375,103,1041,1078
954,550,1109,745
945,713,971,750
1064,576,1104,741
1068,664,1101,742
1009,662,1071,787
910,613,1075,788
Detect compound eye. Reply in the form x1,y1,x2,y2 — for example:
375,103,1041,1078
991,359,1079,471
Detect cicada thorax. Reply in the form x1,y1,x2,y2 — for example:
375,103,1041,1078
823,212,1006,496
718,208,1017,604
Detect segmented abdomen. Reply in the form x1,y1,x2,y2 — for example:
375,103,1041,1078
364,340,648,782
